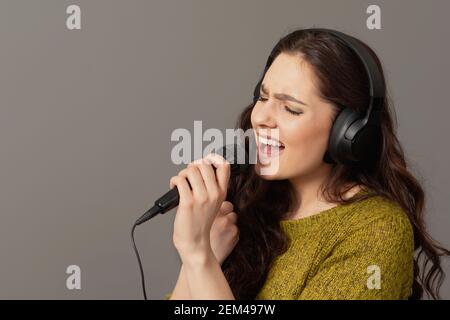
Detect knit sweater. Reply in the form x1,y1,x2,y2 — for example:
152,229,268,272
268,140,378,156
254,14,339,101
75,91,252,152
165,190,415,300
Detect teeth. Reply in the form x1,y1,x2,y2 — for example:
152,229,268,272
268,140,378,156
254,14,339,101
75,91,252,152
259,136,283,148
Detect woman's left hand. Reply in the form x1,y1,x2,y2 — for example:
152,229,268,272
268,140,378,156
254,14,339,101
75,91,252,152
169,153,231,265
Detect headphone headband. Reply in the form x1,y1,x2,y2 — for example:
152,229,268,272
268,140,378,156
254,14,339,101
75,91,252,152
305,28,385,99
304,28,386,129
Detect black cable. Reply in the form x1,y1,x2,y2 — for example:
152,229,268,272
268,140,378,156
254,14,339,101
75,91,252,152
131,222,148,300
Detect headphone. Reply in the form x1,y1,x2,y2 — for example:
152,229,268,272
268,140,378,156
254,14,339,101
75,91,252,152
252,28,385,166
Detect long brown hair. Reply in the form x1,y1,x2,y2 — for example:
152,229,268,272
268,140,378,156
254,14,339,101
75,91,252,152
222,28,449,300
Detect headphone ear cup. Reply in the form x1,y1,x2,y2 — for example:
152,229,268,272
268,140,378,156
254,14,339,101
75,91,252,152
351,124,382,164
324,107,361,165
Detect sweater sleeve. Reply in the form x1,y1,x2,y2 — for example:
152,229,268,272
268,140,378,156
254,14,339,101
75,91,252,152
298,213,415,300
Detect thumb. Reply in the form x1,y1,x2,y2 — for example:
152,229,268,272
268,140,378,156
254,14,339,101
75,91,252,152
218,201,234,215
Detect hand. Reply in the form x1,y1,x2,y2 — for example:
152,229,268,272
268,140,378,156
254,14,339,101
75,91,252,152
210,201,239,265
169,153,231,265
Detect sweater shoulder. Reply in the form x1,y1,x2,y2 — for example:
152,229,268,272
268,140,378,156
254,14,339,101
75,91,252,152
342,194,414,246
352,194,410,223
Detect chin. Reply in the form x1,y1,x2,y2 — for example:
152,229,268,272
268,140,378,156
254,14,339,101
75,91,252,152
254,164,285,180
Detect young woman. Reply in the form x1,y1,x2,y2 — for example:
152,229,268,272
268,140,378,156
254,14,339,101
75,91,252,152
166,28,449,300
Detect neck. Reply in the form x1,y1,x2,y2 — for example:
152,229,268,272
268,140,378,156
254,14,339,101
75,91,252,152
287,164,333,219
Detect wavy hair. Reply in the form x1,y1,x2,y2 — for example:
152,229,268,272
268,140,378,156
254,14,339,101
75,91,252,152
222,28,449,300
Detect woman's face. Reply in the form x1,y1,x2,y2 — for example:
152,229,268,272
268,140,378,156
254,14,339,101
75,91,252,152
251,52,337,180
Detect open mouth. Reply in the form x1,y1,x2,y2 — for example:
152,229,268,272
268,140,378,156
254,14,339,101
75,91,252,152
257,135,285,159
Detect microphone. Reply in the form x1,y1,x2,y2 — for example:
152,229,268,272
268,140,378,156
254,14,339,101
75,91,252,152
134,143,250,225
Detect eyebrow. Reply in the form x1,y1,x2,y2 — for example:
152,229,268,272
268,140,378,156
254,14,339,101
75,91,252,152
260,83,308,106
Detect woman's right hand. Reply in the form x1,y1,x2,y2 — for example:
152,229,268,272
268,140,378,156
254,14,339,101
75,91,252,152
210,201,240,265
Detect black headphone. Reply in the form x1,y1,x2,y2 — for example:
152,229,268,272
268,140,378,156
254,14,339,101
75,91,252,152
252,28,385,166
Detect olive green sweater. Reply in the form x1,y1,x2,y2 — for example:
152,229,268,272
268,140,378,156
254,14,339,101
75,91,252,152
165,190,415,300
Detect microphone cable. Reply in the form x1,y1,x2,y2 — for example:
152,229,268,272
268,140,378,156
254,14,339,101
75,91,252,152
131,205,162,300
131,222,148,300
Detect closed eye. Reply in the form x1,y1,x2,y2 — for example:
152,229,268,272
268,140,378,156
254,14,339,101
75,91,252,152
257,96,303,116
284,106,302,116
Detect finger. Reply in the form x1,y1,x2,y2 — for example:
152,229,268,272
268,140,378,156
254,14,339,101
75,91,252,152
171,176,193,207
180,166,207,201
218,201,234,215
227,212,238,225
169,175,182,189
195,159,221,198
169,176,176,189
205,153,231,195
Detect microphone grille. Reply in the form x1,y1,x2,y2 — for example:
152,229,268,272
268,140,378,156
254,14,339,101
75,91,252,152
213,143,250,175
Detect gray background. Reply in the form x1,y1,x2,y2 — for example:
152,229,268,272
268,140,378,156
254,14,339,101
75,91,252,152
0,0,449,299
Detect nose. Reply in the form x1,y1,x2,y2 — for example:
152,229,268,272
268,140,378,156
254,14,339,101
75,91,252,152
252,99,278,130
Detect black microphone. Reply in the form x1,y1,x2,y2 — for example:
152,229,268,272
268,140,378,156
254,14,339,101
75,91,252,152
134,143,250,225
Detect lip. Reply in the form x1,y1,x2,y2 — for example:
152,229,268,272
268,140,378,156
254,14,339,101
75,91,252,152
256,134,285,148
256,132,286,162
257,141,285,163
